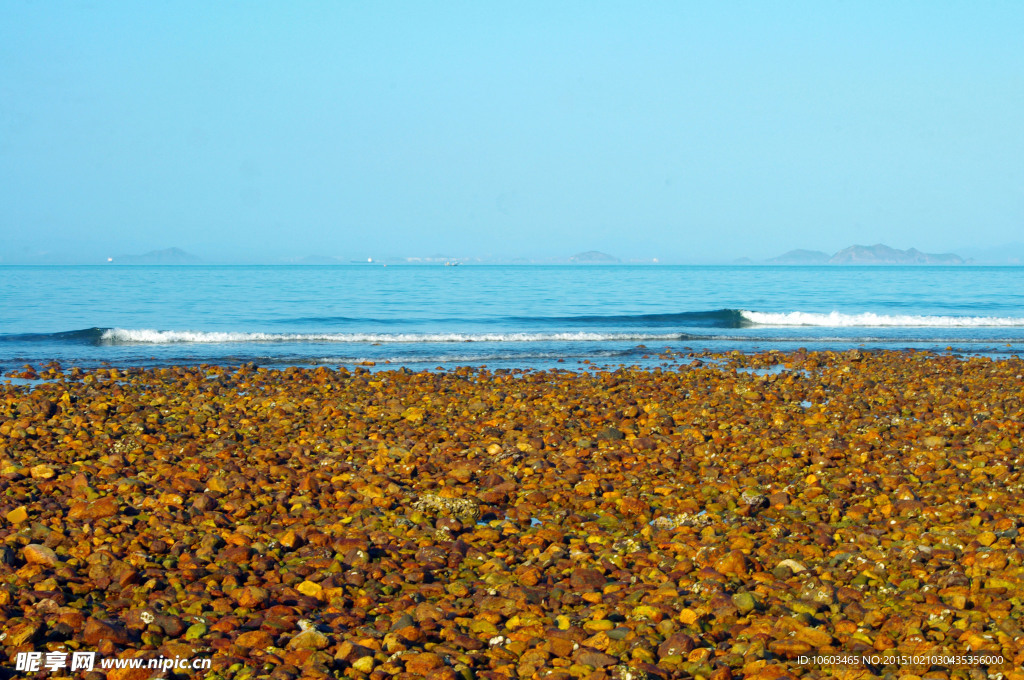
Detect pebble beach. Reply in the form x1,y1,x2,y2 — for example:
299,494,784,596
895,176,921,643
2,350,1023,679
6,0,1024,675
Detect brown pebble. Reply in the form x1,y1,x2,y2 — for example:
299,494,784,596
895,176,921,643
573,647,619,668
714,550,750,576
83,618,131,646
658,632,696,659
22,543,59,567
230,586,270,608
237,630,276,649
404,652,445,674
285,629,329,650
67,496,118,520
3,621,42,646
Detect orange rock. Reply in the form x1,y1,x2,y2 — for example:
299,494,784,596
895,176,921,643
767,639,811,658
974,550,1007,571
425,669,458,680
794,626,833,648
236,630,275,648
714,550,750,576
67,496,118,520
404,652,444,674
545,637,577,658
83,618,131,646
286,629,329,650
230,586,270,608
23,543,59,567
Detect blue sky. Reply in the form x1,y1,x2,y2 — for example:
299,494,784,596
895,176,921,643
1,1,1022,263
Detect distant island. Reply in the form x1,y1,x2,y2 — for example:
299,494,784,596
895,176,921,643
765,248,831,264
768,244,965,265
108,247,201,265
569,250,621,264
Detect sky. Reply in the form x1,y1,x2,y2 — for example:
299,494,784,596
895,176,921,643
1,1,1022,264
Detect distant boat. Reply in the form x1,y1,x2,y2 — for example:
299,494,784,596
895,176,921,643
445,261,460,266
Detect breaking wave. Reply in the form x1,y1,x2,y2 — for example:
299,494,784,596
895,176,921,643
740,311,1024,327
97,329,690,344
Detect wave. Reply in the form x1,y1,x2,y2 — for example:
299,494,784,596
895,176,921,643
741,311,1024,327
0,328,108,344
4,308,1024,349
270,309,749,328
96,329,691,344
505,309,748,327
204,309,1024,330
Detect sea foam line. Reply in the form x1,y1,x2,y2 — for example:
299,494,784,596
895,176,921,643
741,311,1024,327
99,329,684,344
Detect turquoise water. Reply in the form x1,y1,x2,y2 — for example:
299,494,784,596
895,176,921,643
2,265,1023,370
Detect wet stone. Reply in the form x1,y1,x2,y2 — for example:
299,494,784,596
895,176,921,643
22,543,59,567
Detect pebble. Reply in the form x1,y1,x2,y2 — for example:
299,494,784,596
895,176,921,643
286,629,329,651
22,543,59,567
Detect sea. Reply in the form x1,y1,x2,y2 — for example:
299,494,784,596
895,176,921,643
2,264,1023,373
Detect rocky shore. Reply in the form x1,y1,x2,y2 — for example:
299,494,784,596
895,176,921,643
1,351,1023,680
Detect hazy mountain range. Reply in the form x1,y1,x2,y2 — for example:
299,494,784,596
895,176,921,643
6,242,1024,265
768,244,966,265
108,248,202,264
98,249,635,265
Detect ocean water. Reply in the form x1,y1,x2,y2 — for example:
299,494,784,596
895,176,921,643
2,264,1023,372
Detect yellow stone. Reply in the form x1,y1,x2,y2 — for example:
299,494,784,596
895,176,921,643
30,464,55,479
688,648,713,664
978,531,997,547
352,657,375,673
631,605,661,621
296,580,322,597
679,609,699,625
6,506,28,524
555,615,571,630
207,476,230,493
401,407,424,423
795,626,833,647
359,485,384,499
159,492,184,507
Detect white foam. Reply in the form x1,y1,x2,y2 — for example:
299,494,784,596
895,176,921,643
740,311,1024,327
100,328,683,344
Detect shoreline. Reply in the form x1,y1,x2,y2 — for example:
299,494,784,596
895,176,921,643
2,350,1022,678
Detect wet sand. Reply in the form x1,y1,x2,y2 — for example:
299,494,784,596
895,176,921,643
1,351,1023,679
